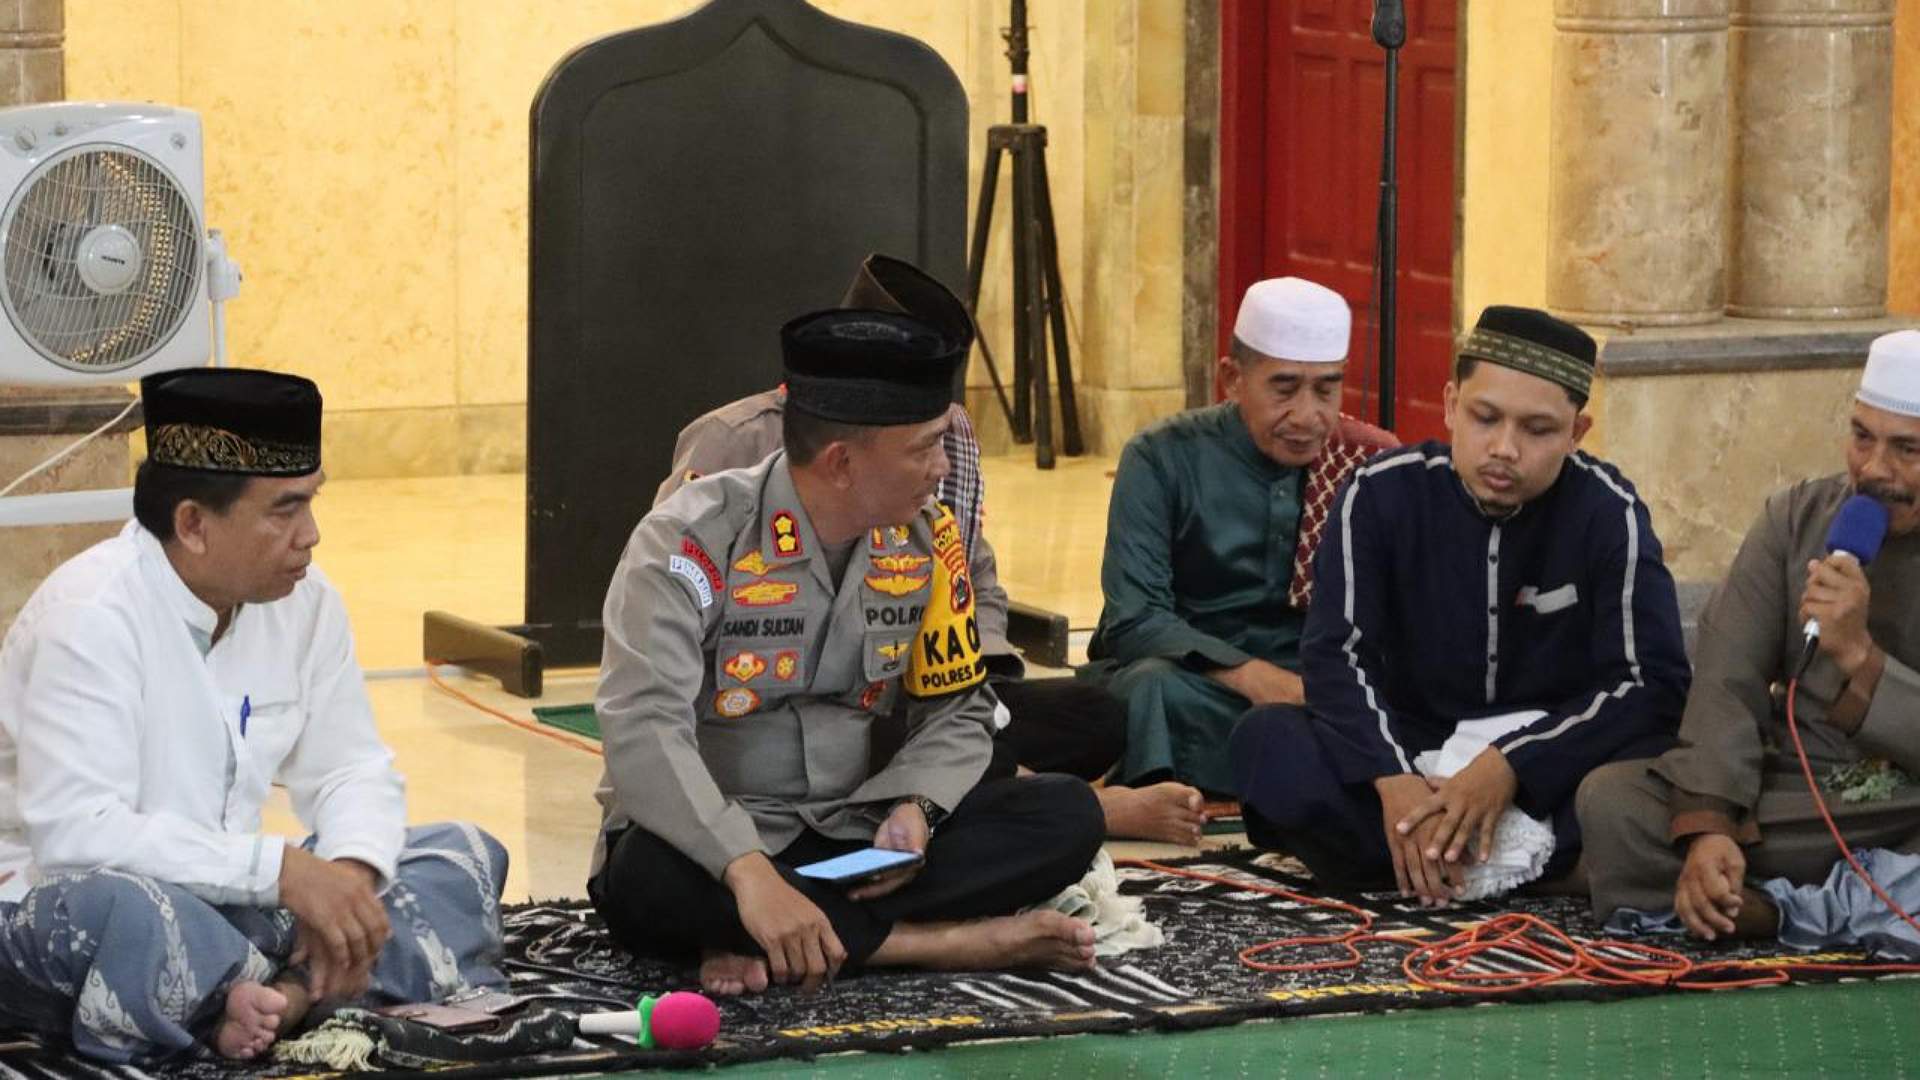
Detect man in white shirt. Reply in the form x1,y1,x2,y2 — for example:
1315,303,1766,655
0,369,507,1064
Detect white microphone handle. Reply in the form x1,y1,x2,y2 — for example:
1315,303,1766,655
1803,550,1863,644
577,1011,641,1036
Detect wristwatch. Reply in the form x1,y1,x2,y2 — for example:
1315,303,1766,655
902,794,947,832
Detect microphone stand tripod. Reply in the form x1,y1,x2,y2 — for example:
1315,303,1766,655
963,0,1082,468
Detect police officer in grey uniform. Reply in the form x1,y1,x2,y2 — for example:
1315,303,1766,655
589,305,1104,996
654,255,1133,801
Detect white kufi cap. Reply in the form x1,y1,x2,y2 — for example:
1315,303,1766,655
1857,330,1920,418
1231,277,1351,363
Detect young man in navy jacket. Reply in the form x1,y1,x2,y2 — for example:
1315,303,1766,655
1231,306,1690,905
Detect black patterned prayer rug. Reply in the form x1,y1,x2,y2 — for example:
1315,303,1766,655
3,849,1915,1077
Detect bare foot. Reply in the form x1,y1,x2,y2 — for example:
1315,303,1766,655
1100,782,1205,845
873,910,1097,973
213,982,288,1060
699,951,770,996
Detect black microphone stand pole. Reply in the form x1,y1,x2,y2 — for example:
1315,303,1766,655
1372,0,1405,432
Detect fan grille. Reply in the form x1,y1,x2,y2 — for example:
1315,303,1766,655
1,144,201,372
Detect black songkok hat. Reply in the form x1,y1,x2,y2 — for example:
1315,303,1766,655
781,309,965,426
839,253,977,347
140,368,322,476
1458,305,1597,400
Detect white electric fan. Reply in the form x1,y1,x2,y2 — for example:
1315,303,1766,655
0,101,241,526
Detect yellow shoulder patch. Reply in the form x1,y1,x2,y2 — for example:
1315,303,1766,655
905,505,985,698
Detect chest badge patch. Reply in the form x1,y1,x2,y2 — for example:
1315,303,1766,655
870,525,911,551
713,687,762,718
723,651,767,683
771,511,803,557
732,580,799,607
773,650,800,681
858,681,887,711
865,571,930,597
733,549,773,578
871,553,931,575
875,639,909,673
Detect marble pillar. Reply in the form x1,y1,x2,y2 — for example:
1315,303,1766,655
1547,0,1730,327
0,0,61,102
0,0,132,633
1727,0,1893,319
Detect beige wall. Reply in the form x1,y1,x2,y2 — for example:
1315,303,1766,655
66,2,1912,478
68,0,1192,475
1894,0,1919,314
1459,1,1554,323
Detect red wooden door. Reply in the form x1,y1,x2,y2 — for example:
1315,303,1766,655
1220,0,1456,443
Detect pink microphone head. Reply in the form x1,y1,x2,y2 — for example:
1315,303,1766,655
648,991,720,1050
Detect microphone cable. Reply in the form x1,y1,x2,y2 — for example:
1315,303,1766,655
1121,677,1920,992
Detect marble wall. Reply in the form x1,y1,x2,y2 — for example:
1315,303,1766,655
1601,365,1860,580
67,0,1192,473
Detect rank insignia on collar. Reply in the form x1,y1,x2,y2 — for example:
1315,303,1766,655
713,687,761,718
771,511,803,557
871,552,931,574
723,650,767,683
773,650,800,681
865,572,930,597
733,549,773,577
732,580,799,606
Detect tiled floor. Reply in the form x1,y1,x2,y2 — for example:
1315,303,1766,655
303,453,1222,902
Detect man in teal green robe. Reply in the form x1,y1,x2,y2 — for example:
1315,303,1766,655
1081,277,1396,796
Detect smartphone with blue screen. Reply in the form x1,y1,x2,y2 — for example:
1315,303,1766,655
794,847,924,885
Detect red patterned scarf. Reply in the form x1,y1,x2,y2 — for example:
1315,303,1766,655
1288,414,1400,610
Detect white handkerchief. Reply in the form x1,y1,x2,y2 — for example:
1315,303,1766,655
1412,710,1557,901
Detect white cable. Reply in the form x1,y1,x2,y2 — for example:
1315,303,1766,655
0,395,140,501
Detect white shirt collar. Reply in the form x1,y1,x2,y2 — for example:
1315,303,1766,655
127,520,222,653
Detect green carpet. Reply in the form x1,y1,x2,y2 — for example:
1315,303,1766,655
601,978,1919,1077
533,702,600,740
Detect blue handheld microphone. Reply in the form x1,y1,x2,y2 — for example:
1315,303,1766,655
1802,494,1890,646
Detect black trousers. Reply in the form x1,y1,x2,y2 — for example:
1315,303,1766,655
1231,704,1671,890
869,675,1126,785
588,774,1104,968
